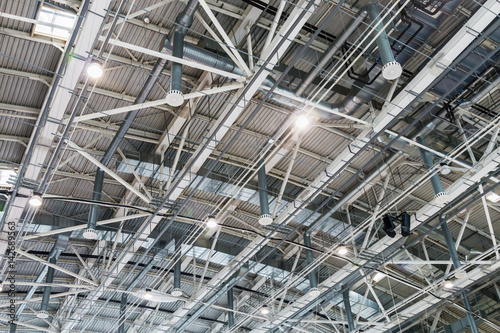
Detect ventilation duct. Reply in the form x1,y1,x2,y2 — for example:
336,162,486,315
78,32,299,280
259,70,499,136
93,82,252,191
304,232,320,297
416,136,449,204
162,30,388,121
37,257,56,319
258,159,273,226
440,215,480,333
343,289,355,332
84,0,200,239
118,294,127,333
366,3,402,80
171,237,183,297
227,287,235,329
166,0,199,107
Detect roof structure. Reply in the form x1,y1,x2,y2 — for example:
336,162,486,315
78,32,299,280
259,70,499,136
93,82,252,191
0,0,500,332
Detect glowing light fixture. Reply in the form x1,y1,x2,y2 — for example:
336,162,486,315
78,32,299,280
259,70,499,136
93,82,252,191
295,114,310,129
337,245,348,256
29,194,43,207
260,305,270,315
144,288,153,299
206,215,218,228
443,280,454,290
137,289,179,303
87,61,104,79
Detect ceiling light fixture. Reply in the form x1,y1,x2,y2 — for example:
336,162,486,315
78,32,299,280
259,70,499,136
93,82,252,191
137,289,179,303
440,163,451,175
206,215,218,228
29,193,43,207
337,245,348,255
260,305,270,315
295,114,310,129
37,310,49,319
87,61,104,79
443,280,454,290
144,288,153,299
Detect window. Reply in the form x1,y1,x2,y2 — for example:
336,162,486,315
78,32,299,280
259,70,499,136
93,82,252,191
34,5,76,41
0,169,16,188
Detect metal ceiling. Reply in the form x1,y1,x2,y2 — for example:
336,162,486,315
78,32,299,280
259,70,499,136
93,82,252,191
0,0,500,332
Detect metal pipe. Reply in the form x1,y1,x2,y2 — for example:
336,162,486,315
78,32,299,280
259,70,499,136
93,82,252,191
440,215,480,333
304,233,318,293
295,10,368,96
366,3,402,80
118,293,127,333
343,289,355,332
227,287,235,329
416,136,448,203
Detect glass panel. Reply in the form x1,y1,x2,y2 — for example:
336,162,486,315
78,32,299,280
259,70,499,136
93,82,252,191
34,6,76,41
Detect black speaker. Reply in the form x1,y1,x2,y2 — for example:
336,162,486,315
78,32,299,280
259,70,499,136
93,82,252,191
401,212,411,237
383,215,396,238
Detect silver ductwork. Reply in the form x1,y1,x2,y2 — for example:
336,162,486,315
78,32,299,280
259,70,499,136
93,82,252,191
85,0,200,239
171,237,183,297
162,11,391,122
366,3,402,80
258,159,273,226
37,257,56,319
416,136,449,204
304,232,320,297
166,0,199,107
